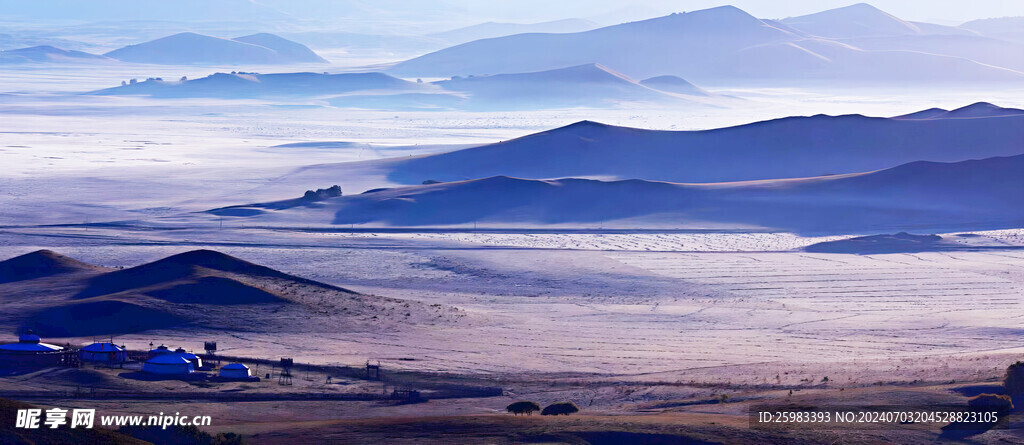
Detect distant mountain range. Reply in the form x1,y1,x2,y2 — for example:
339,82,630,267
384,103,1024,184
389,4,1024,84
2,32,328,65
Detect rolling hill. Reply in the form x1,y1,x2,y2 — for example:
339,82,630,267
104,32,327,65
208,154,1024,234
0,250,459,337
389,5,1024,83
232,33,328,63
0,250,105,284
894,102,1024,119
0,45,110,63
961,16,1024,43
428,63,709,110
383,104,1024,184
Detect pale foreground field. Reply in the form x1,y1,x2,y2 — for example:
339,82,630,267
2,228,1022,385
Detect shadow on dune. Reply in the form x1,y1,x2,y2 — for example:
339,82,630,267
23,300,187,337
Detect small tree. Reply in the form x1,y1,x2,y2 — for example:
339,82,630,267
1005,361,1024,398
506,401,541,416
541,401,580,416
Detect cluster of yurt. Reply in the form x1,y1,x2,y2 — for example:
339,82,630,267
0,333,255,381
79,342,128,364
141,345,204,376
0,333,65,368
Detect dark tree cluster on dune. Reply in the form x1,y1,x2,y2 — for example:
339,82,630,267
506,401,541,416
541,401,580,416
302,185,342,201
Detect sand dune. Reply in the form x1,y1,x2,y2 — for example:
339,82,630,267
0,250,461,337
104,32,326,65
804,232,950,254
386,104,1024,184
0,250,104,284
72,249,349,300
210,154,1024,234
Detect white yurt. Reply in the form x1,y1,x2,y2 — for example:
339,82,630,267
142,354,194,375
0,333,64,368
174,347,203,369
79,342,127,364
218,363,251,379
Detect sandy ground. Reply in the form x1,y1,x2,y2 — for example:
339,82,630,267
2,227,1023,384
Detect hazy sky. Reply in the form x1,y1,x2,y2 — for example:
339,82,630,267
3,0,1023,31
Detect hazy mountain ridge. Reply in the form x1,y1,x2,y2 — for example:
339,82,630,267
206,154,1024,234
389,4,1024,83
385,104,1024,184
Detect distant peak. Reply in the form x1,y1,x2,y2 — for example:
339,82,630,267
953,101,997,110
162,249,240,264
680,5,756,20
845,2,882,11
169,31,205,38
562,120,610,129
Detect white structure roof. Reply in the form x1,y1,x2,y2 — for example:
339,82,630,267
146,354,191,365
81,342,124,352
0,335,63,353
